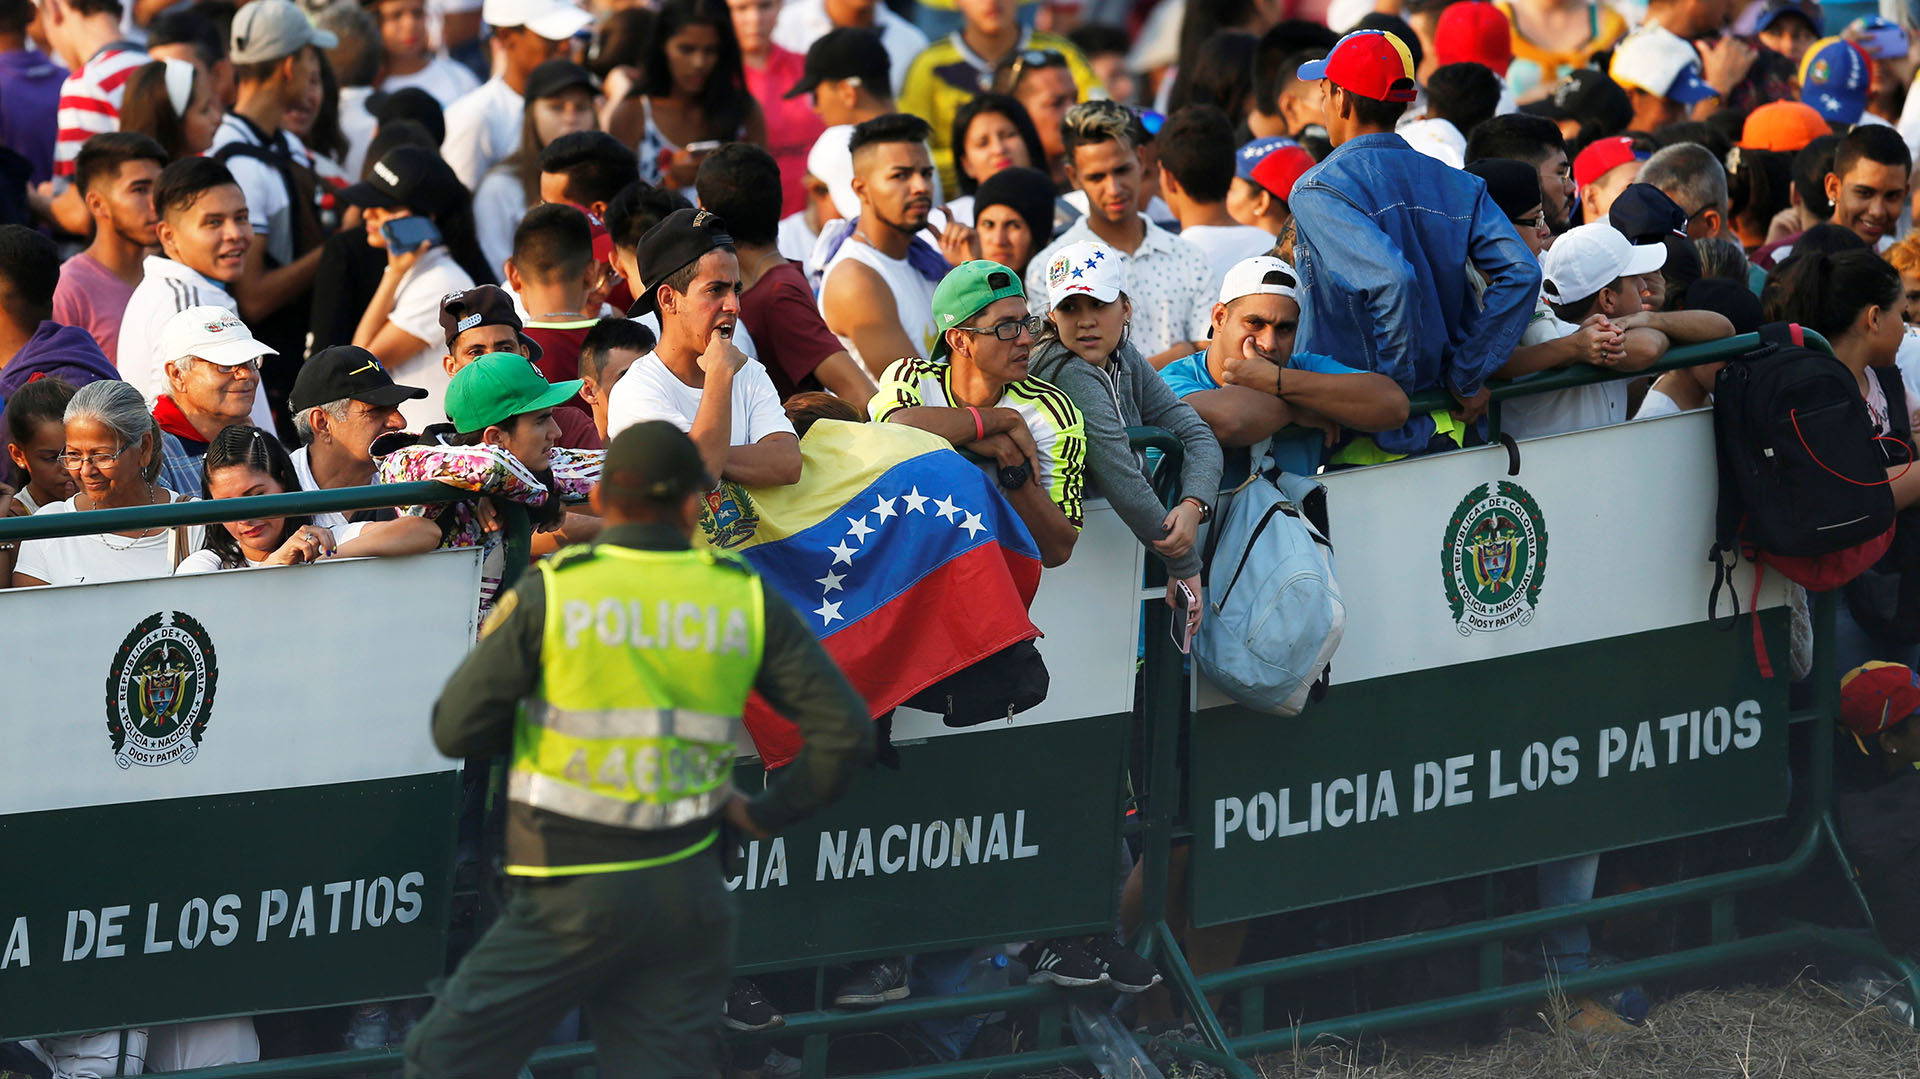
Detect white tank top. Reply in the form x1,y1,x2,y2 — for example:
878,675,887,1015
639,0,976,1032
822,236,938,371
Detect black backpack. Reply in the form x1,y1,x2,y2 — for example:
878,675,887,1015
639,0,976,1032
1710,322,1896,610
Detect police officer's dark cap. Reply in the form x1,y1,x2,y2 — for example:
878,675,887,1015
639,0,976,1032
604,421,714,501
633,208,734,318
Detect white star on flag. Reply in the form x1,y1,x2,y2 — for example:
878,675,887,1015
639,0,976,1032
959,511,985,538
934,495,960,520
872,495,897,522
814,599,844,625
816,570,846,592
903,488,930,514
828,540,857,565
846,516,875,542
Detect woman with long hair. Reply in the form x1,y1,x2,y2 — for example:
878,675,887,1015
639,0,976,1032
475,60,602,276
10,380,204,588
731,0,822,217
118,59,224,160
947,94,1047,225
607,0,765,189
342,145,494,430
177,425,439,573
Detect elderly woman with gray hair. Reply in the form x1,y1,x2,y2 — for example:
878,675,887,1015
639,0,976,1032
10,380,204,588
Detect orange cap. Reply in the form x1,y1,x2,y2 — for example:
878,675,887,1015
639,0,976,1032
1739,101,1832,153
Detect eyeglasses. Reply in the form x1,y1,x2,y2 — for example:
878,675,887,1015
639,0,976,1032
1511,212,1547,230
999,49,1066,90
957,315,1043,342
59,444,134,471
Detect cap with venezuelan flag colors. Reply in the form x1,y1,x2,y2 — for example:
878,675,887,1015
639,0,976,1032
1297,30,1418,103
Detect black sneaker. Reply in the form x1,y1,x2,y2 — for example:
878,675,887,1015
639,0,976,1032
833,957,911,1007
1021,938,1106,988
723,978,785,1032
1085,934,1162,993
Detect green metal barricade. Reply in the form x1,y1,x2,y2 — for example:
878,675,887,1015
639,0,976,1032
7,330,1920,1079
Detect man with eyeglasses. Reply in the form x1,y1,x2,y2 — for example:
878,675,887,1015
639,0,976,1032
898,0,1094,193
870,259,1083,568
151,306,278,495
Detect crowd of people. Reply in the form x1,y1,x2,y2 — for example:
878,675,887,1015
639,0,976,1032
9,0,1920,1066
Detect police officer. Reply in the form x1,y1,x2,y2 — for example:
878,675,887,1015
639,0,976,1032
405,420,874,1079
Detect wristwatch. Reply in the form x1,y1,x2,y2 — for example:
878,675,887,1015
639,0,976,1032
997,462,1031,490
1181,496,1212,523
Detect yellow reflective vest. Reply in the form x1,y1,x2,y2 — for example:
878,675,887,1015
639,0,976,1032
506,546,765,875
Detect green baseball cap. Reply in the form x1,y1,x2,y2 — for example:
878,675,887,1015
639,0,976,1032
446,352,584,433
930,260,1026,360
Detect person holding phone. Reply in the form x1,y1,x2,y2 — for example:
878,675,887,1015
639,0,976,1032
342,145,492,430
1027,241,1221,637
607,0,765,190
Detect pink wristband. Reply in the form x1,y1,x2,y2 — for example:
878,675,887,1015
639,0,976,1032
967,405,985,442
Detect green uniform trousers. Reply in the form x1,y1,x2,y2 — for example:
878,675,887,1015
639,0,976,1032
404,851,735,1079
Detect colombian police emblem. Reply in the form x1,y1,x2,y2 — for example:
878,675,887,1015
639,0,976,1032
105,611,219,768
1442,482,1547,636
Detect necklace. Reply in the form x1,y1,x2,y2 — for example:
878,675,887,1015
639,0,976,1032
745,250,786,286
86,485,166,548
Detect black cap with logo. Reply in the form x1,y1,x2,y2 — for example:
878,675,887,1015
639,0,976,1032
290,346,429,413
632,208,734,318
1521,69,1633,137
337,145,461,218
785,27,892,99
439,285,546,363
524,59,599,101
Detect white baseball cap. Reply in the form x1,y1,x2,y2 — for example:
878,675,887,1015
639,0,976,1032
481,0,593,41
1219,255,1298,305
1540,222,1668,304
162,306,278,368
1044,241,1128,309
807,125,859,220
1609,26,1718,104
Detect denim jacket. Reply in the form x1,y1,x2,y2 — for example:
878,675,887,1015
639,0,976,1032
1292,132,1542,455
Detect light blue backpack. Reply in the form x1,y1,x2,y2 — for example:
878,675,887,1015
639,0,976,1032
1193,470,1345,715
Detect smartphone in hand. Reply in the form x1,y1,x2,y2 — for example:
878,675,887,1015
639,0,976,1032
1170,580,1197,655
382,215,442,251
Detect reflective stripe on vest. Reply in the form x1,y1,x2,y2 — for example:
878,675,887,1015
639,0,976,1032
511,545,764,837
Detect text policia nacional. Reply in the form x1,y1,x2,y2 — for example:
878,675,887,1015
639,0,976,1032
1214,701,1766,849
0,874,429,970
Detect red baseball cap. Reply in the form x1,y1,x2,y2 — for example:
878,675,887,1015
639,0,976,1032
1298,29,1419,103
1572,135,1648,192
1840,661,1920,745
1435,2,1514,74
1240,138,1317,201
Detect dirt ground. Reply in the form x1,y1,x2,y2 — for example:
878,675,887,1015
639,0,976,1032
1250,978,1920,1079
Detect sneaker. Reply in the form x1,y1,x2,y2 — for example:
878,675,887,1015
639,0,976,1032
723,978,785,1032
1021,938,1106,988
1085,934,1162,993
834,958,911,1007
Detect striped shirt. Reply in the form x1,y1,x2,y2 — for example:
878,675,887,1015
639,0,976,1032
871,356,1087,528
53,42,147,183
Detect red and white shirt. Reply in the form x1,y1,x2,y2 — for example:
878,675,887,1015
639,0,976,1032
53,43,148,183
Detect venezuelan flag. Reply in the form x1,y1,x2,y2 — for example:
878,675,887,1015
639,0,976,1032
697,420,1043,766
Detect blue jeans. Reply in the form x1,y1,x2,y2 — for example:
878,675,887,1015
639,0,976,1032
1833,597,1920,675
1536,854,1599,975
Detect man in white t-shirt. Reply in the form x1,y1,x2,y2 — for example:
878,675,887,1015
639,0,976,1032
771,0,926,95
818,114,945,377
371,0,481,105
120,157,278,433
440,0,590,187
1156,108,1280,285
606,208,801,487
1504,221,1731,439
288,344,426,531
211,0,335,377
